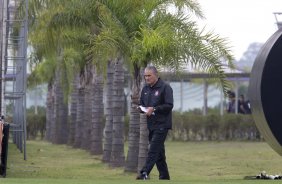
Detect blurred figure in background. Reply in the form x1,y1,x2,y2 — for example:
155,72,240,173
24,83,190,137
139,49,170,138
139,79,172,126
239,94,251,114
226,91,236,113
226,91,251,114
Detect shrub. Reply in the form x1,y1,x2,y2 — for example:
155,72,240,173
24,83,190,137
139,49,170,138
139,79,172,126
171,111,261,141
26,106,46,140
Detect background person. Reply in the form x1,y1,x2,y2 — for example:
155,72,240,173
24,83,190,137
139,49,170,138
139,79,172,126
239,94,251,114
226,91,236,113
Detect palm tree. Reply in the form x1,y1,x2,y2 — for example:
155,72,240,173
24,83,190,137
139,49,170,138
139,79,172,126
68,74,79,146
138,113,149,172
27,52,58,142
53,64,69,144
110,57,125,167
81,65,93,150
90,67,104,155
102,60,114,163
124,65,142,172
73,84,85,148
45,82,54,141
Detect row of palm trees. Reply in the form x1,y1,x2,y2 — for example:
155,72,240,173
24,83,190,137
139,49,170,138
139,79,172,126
25,0,234,173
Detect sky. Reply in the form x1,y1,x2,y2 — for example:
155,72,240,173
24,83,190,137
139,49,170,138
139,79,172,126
196,0,282,61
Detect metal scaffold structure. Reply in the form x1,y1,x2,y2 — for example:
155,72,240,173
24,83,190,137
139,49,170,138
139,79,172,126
274,12,282,29
0,0,28,160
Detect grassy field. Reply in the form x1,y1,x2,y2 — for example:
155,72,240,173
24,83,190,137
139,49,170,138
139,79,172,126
1,140,282,184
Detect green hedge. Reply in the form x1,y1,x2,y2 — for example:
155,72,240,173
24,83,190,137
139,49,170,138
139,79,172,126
170,112,261,141
27,114,46,140
26,106,46,140
26,107,261,142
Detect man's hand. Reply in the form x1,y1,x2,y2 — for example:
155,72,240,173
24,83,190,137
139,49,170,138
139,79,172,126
137,106,143,113
146,107,154,116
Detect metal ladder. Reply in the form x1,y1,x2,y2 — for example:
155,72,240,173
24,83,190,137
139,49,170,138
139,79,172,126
1,0,28,160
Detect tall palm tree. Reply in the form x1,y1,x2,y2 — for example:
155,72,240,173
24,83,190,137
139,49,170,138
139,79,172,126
73,91,83,147
53,64,69,144
73,74,86,148
138,113,149,172
45,82,54,141
124,65,142,172
68,74,79,146
90,66,104,155
110,57,125,167
102,60,114,163
48,83,56,143
81,64,93,150
27,53,57,142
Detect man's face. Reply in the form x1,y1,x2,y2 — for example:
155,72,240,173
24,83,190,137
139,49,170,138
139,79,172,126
144,69,158,86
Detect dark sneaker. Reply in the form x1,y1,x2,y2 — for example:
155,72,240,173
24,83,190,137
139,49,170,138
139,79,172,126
159,172,170,180
159,177,170,180
136,172,148,180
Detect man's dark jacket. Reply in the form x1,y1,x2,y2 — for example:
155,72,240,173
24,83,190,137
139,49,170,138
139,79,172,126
140,78,174,130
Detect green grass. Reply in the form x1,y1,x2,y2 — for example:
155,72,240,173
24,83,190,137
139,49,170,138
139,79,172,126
1,140,282,184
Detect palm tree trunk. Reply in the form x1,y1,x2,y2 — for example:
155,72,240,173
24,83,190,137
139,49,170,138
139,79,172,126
110,57,125,167
137,69,149,173
125,65,142,172
81,84,92,150
45,82,55,141
68,74,79,146
138,113,149,173
90,68,104,155
53,68,69,144
50,83,57,144
73,81,85,148
102,61,114,163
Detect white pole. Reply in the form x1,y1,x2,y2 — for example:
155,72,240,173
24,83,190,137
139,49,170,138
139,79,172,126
220,89,224,116
180,80,183,112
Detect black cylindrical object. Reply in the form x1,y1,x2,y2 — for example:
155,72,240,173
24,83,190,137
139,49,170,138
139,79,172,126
0,123,10,177
249,28,282,156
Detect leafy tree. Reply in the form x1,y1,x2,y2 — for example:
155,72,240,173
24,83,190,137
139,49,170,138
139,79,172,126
236,42,263,71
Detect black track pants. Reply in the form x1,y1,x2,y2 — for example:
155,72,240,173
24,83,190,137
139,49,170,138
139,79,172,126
141,128,170,179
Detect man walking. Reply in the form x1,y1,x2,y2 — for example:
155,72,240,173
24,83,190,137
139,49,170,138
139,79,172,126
137,65,173,180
